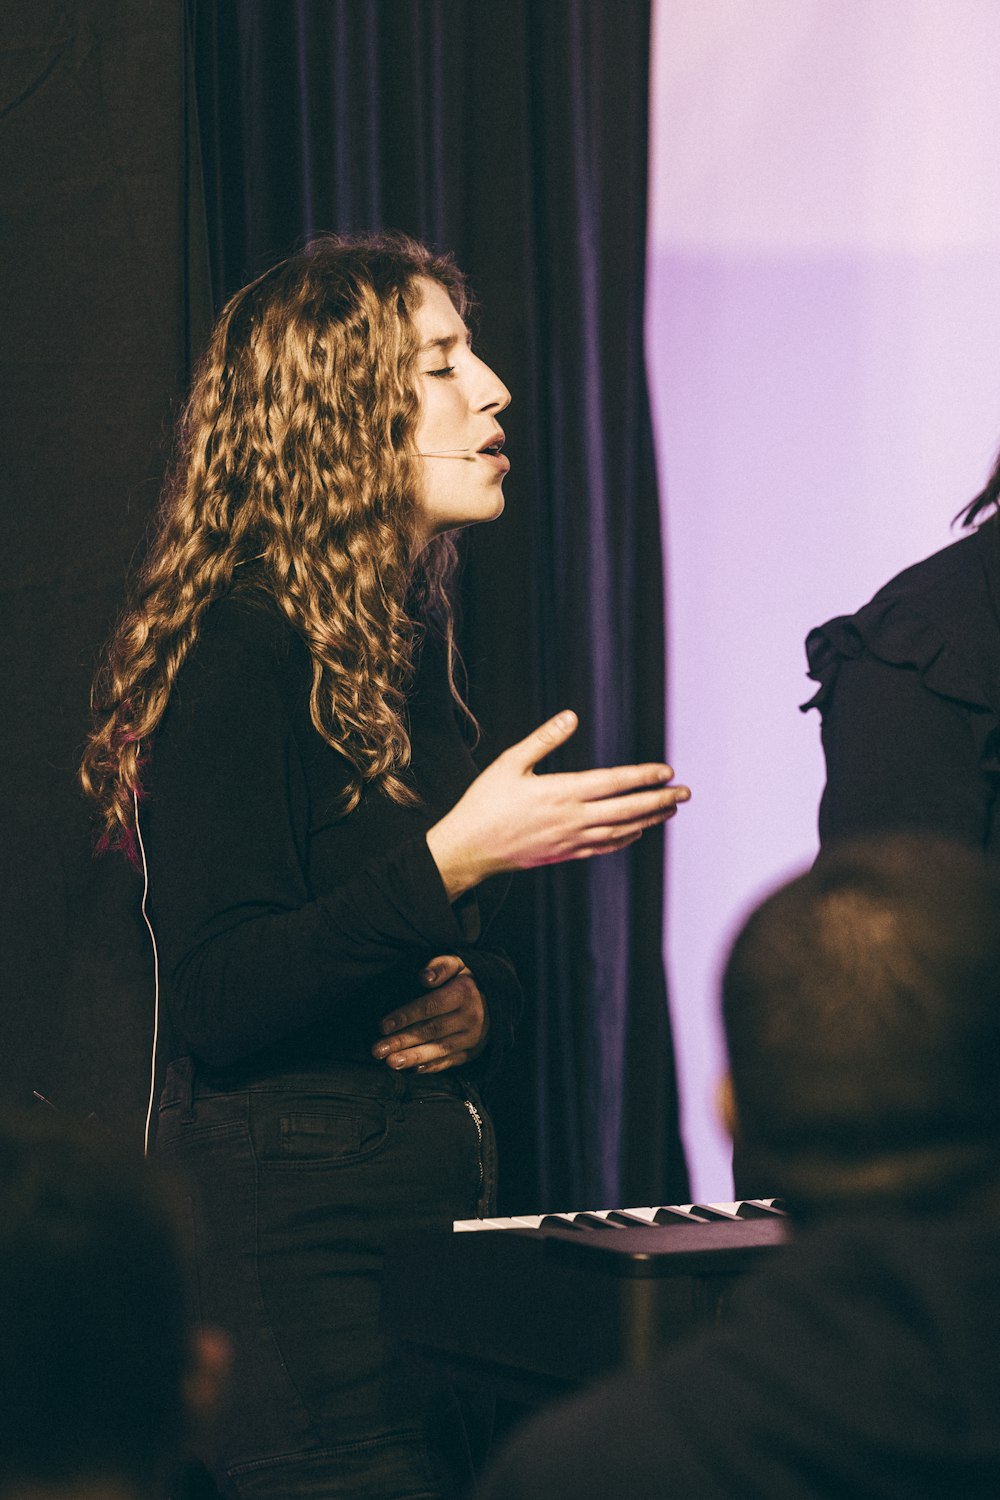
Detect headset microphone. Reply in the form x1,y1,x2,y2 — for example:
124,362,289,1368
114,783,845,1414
416,449,478,460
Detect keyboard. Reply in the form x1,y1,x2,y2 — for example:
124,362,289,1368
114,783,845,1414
382,1200,787,1401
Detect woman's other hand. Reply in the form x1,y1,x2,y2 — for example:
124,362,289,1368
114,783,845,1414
371,955,489,1072
426,711,690,900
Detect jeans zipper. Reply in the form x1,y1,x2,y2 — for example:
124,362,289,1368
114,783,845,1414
463,1096,485,1190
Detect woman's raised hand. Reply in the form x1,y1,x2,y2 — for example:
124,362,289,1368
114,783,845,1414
425,711,690,900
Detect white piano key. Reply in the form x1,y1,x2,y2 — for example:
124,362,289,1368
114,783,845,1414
453,1215,549,1231
452,1200,780,1231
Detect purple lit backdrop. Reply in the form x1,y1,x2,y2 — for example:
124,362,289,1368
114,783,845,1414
647,0,1000,1195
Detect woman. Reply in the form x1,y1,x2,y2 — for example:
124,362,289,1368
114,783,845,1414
804,460,1000,862
81,233,689,1500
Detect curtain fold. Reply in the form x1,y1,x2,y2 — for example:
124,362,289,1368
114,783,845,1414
0,0,212,1137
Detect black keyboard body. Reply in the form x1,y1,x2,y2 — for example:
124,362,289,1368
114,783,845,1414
382,1203,787,1401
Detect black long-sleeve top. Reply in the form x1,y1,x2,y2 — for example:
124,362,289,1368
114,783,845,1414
141,587,521,1074
802,519,1000,866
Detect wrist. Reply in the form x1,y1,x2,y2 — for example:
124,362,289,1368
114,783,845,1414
426,817,499,900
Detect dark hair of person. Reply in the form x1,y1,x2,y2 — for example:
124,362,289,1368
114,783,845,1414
959,447,1000,527
0,1112,190,1497
722,837,1000,1214
81,230,473,858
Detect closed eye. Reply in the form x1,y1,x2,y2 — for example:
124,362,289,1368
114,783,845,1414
427,365,456,378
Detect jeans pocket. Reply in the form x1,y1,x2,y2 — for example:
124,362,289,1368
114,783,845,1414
266,1097,391,1166
155,1114,246,1156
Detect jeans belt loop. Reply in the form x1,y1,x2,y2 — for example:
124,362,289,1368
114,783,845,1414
390,1068,406,1121
175,1056,195,1122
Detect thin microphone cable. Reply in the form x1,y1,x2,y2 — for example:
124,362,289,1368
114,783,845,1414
134,788,160,1156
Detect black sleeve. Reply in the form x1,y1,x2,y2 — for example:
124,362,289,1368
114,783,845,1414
143,611,500,1067
816,651,994,850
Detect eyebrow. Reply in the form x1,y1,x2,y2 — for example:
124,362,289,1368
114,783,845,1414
419,331,472,353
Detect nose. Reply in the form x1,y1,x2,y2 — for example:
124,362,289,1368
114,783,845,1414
472,352,511,414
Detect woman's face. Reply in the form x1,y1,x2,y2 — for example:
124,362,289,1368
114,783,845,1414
410,278,511,550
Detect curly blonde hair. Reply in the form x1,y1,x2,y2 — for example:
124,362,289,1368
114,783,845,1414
82,232,474,854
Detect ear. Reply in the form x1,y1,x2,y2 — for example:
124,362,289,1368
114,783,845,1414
716,1072,738,1141
184,1327,231,1435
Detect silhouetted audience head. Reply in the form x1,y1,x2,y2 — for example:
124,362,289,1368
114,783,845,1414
722,836,1000,1215
0,1111,222,1500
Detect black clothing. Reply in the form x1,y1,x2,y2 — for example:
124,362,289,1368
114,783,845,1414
803,520,1000,862
142,590,521,1499
476,1211,1000,1499
143,589,520,1072
156,1057,494,1500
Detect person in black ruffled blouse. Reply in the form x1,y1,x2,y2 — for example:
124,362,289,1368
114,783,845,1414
728,466,1000,1203
803,460,1000,863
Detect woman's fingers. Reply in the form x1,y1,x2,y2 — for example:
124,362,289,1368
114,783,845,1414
378,1017,480,1071
406,1051,473,1075
499,718,678,799
565,762,680,799
378,957,469,1034
581,783,691,828
417,953,466,990
573,792,689,856
373,1006,467,1065
504,710,579,773
372,965,488,1071
509,779,689,866
573,832,644,859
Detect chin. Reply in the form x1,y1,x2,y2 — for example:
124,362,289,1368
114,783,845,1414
459,495,505,530
422,492,507,545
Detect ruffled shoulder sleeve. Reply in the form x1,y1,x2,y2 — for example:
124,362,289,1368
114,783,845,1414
803,531,1000,834
803,597,992,718
802,527,1000,786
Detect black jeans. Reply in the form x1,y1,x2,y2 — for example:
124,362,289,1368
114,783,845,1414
156,1057,496,1500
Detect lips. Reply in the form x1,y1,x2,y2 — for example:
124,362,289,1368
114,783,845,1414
477,430,506,456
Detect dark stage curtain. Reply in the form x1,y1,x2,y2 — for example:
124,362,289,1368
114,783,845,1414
1,0,687,1208
190,0,687,1210
0,1,213,1141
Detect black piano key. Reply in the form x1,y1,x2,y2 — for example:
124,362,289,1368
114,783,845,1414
538,1214,588,1231
688,1203,742,1222
651,1205,713,1226
736,1199,788,1219
570,1212,626,1230
606,1210,668,1228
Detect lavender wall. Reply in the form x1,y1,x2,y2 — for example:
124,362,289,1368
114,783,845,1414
647,0,1000,1195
